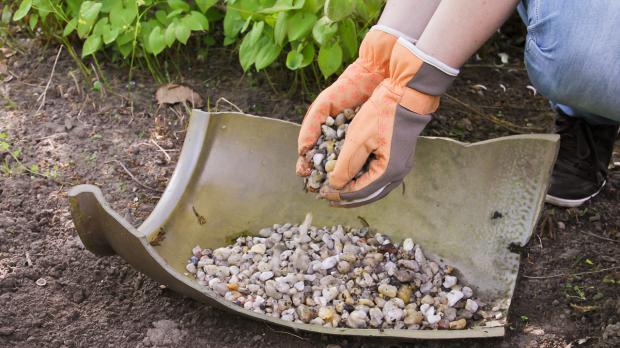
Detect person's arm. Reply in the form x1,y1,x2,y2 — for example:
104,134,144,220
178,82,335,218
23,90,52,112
416,0,520,67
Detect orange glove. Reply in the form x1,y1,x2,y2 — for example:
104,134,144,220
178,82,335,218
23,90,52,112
296,26,400,176
320,38,459,207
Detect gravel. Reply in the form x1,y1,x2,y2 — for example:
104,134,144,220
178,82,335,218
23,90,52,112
303,107,370,192
184,213,488,330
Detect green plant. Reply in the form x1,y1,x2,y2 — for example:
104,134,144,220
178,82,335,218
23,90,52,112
0,132,60,179
8,0,222,80
223,0,384,79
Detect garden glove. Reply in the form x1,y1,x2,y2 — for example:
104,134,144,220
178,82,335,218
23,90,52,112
296,25,411,176
320,38,459,207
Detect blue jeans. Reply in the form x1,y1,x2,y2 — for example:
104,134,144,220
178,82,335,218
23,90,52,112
518,0,620,125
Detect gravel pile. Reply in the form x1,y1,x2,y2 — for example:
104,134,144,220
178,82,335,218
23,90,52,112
303,107,369,192
184,214,487,330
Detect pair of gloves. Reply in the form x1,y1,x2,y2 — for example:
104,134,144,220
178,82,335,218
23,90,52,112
296,26,459,207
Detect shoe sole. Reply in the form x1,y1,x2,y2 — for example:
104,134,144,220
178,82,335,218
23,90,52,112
545,180,606,208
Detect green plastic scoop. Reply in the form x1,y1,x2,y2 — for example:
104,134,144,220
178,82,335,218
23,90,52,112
68,110,558,340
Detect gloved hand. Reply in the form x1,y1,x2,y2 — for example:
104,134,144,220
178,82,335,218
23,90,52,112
320,38,459,207
296,26,401,176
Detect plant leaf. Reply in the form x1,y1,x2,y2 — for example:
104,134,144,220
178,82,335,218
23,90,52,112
82,34,102,57
2,8,13,24
318,42,342,78
92,17,109,36
338,17,357,60
165,21,177,47
247,21,264,46
196,0,217,13
109,0,138,29
287,11,317,41
259,0,305,14
13,0,32,21
286,50,304,70
223,7,244,38
77,1,103,38
102,26,120,45
62,17,78,36
167,0,190,12
238,32,259,71
274,11,288,46
175,21,191,44
149,26,166,55
255,36,281,70
303,0,325,13
324,0,354,21
312,16,337,46
28,13,38,30
184,11,209,31
300,42,315,67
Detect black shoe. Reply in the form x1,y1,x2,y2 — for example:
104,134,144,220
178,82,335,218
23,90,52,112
546,113,619,207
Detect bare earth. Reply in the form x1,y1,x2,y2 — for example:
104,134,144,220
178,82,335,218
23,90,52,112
1,31,619,348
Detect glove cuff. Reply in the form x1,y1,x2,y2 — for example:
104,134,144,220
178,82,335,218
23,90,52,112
397,37,459,96
370,25,418,44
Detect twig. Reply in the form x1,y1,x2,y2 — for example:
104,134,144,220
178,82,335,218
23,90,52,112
536,234,543,249
36,46,63,114
150,138,172,162
68,71,82,96
443,93,545,133
523,266,620,279
215,97,243,113
580,230,620,244
263,323,307,341
36,132,67,141
111,159,163,193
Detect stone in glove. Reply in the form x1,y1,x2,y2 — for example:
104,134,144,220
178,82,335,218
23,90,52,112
296,25,409,176
321,38,459,207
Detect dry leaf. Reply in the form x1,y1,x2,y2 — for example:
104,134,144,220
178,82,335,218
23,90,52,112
523,325,545,335
0,62,7,75
156,83,204,108
570,303,598,313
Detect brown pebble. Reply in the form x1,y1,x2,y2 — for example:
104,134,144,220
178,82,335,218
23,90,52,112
449,318,467,330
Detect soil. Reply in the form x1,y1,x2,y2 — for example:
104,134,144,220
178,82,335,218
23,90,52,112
1,21,619,348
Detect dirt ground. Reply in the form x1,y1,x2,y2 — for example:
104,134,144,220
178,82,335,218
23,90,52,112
1,25,619,348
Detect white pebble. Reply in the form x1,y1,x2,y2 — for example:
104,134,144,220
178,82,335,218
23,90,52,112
185,263,197,274
403,238,414,252
443,275,458,288
462,286,473,299
465,299,479,312
294,281,305,291
446,290,464,307
378,284,397,298
213,247,232,260
250,243,267,254
346,310,368,328
259,271,274,281
321,255,339,270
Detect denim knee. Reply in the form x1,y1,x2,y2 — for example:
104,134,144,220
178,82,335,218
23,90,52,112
521,0,620,121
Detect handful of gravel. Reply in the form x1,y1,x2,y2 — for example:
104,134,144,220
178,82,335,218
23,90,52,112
185,214,488,330
303,107,368,192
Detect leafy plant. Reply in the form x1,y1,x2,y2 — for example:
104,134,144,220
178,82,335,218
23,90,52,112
0,132,59,179
7,0,222,80
223,0,384,78
6,0,385,82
